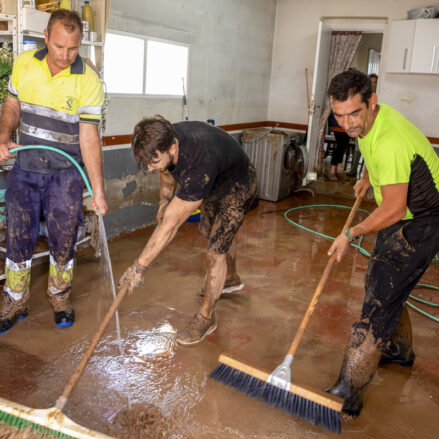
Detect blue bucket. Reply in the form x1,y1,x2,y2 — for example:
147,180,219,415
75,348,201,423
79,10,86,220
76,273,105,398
187,209,201,222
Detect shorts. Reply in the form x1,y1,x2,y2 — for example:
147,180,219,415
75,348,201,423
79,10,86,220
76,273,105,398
199,164,257,254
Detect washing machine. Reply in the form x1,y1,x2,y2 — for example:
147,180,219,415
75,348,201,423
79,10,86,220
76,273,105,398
241,129,307,202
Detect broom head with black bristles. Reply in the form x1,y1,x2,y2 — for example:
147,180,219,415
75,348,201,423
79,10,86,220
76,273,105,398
210,197,365,434
210,354,343,434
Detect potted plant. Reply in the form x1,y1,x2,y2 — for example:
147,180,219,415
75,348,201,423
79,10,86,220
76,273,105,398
0,43,13,107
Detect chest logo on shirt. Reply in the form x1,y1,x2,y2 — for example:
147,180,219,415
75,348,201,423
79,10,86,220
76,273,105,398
62,96,75,112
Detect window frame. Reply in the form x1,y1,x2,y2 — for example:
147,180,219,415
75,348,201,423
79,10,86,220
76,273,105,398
104,29,189,99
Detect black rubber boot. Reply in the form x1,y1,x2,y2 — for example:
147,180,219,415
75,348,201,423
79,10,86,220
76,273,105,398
380,306,415,366
325,375,364,417
0,289,30,334
54,309,75,327
326,325,381,418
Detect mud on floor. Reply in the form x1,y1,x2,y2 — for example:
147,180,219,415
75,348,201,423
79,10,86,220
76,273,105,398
108,404,178,439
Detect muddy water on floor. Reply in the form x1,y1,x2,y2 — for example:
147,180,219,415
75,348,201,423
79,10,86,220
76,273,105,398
1,195,439,438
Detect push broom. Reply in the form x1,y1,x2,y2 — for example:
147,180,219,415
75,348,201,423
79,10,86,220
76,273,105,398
210,196,364,434
0,146,127,438
0,283,130,438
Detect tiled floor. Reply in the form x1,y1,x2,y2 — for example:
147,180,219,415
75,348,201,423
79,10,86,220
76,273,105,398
0,190,438,438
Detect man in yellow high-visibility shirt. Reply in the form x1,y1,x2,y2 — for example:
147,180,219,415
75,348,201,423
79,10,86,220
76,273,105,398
0,9,107,333
326,69,439,417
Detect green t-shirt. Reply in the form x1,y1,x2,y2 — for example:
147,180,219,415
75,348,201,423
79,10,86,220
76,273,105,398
358,104,439,220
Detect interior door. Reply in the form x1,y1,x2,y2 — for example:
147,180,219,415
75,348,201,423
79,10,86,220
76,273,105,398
305,19,332,181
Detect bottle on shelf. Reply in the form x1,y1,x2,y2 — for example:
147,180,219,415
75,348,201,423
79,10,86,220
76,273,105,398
82,1,97,41
23,0,36,8
82,1,94,32
59,0,71,10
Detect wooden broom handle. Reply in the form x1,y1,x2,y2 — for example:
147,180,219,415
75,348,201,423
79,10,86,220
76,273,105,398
56,284,130,409
287,196,363,357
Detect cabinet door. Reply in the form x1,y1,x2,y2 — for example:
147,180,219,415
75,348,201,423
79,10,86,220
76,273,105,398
411,20,439,74
386,20,415,73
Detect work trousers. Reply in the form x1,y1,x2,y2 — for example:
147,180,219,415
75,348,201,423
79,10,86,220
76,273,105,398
4,164,84,299
356,215,439,346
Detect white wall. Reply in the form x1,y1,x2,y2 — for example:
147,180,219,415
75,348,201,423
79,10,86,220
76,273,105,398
105,0,276,135
268,0,439,138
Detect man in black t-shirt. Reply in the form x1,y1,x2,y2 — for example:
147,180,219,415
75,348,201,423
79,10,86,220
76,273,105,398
118,115,257,345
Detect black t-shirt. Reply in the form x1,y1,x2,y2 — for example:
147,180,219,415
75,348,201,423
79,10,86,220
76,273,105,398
170,121,250,202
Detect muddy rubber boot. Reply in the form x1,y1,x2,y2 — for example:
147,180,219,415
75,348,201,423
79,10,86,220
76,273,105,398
47,287,75,327
326,329,381,417
176,313,217,346
326,374,364,417
0,289,30,334
380,306,415,367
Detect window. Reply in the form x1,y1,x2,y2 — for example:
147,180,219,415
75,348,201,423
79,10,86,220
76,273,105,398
104,31,188,96
367,48,381,75
146,40,188,95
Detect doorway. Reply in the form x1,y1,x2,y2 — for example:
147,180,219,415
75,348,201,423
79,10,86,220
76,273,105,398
305,17,387,180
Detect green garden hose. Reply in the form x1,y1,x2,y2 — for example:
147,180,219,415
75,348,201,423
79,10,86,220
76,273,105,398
9,145,94,197
284,204,439,323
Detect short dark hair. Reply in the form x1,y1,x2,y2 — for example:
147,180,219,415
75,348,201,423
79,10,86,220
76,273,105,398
368,73,378,79
132,115,176,166
327,69,373,105
47,9,83,37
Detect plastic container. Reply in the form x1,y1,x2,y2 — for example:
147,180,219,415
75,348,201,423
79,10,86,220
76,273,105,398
59,0,71,10
82,1,94,32
407,6,437,19
187,209,201,222
23,39,37,51
81,20,89,41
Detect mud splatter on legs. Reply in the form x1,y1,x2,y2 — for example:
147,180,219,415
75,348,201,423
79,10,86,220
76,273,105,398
328,216,439,416
178,165,257,344
4,165,84,328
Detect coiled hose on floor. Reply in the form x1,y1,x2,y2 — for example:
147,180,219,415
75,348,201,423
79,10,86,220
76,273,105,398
284,204,439,323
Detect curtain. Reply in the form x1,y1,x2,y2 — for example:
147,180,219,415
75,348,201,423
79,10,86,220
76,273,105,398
314,31,362,171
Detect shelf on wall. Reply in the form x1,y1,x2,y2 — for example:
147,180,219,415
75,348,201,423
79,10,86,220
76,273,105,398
23,30,43,38
19,7,49,35
81,40,104,46
21,31,103,47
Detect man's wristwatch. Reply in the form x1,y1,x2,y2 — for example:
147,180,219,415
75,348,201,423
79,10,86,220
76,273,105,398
344,227,358,243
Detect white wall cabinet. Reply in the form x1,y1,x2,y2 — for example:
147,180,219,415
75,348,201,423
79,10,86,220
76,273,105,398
386,19,439,74
386,20,415,73
411,20,439,74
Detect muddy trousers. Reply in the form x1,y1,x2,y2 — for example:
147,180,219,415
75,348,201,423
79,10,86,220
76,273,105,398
4,165,84,304
329,216,439,416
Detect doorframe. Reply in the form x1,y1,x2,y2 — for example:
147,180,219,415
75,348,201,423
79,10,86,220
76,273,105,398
305,17,388,182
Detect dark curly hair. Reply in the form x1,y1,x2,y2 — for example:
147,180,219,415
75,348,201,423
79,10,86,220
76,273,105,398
327,69,373,106
131,115,176,167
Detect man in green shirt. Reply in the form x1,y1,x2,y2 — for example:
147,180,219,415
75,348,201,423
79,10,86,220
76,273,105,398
325,69,439,417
